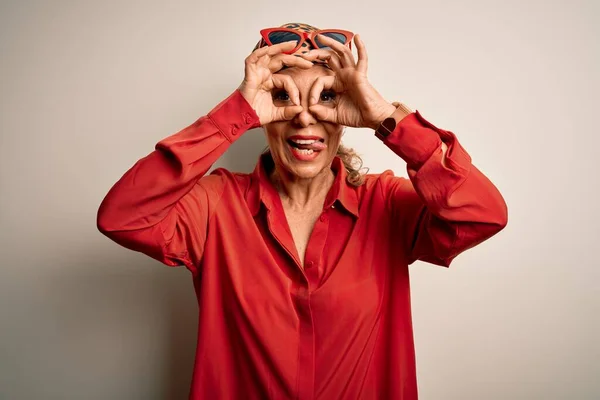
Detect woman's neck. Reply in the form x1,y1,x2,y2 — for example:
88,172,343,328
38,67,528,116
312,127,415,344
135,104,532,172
270,166,335,211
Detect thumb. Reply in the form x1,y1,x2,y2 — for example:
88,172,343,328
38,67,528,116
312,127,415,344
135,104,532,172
309,105,337,123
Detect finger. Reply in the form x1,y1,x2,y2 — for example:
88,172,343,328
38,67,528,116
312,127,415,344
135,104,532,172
354,34,368,74
308,75,328,106
268,54,313,73
301,49,342,72
247,41,298,63
272,74,300,105
308,75,343,106
309,104,338,123
315,34,355,67
273,105,304,122
299,48,332,61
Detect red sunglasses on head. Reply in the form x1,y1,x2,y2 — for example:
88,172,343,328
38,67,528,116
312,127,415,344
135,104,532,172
259,28,354,55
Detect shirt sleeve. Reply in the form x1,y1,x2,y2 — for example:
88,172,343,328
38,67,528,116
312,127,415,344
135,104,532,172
378,110,508,267
96,89,261,274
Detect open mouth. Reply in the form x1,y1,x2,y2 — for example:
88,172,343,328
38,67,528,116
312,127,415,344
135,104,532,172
286,138,326,155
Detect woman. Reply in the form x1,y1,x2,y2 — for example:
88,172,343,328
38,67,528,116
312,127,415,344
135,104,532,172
97,22,507,400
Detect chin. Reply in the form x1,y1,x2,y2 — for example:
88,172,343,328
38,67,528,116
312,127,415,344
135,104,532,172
275,146,337,180
286,162,328,179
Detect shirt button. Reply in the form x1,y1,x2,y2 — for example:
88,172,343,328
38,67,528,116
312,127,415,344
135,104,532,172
230,125,238,135
243,113,252,124
319,214,327,222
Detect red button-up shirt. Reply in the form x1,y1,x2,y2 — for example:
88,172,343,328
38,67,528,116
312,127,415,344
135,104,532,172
97,89,507,399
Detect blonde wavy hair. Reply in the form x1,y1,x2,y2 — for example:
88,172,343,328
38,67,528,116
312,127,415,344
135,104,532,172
263,143,368,187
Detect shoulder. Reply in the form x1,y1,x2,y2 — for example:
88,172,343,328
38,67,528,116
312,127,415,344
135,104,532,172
360,170,411,195
356,170,418,212
205,167,252,192
204,167,257,207
185,168,253,217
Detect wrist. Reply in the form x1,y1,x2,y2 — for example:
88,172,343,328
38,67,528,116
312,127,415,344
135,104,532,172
370,103,398,130
373,101,414,141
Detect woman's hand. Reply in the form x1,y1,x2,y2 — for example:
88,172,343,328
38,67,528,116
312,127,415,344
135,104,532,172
238,41,314,126
302,34,397,130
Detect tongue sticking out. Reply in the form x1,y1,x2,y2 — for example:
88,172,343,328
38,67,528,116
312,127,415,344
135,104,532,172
290,140,327,151
307,141,327,151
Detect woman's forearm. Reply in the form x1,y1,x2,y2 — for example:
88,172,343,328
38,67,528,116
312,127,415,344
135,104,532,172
96,90,260,271
97,89,259,233
380,109,507,266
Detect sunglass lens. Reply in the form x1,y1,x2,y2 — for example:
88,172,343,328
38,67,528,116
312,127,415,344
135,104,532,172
315,32,348,49
268,31,301,46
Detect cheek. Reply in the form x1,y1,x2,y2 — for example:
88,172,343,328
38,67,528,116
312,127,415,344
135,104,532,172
263,125,286,146
326,126,344,147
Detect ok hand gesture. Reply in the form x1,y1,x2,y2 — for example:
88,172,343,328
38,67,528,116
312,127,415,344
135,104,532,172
303,34,397,130
238,41,313,125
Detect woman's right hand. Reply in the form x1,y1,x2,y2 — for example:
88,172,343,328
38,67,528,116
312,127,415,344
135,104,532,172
238,41,314,126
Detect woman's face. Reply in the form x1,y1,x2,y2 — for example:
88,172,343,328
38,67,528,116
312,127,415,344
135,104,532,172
263,64,343,180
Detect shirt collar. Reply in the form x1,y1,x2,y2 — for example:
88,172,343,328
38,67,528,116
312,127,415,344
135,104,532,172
247,152,359,218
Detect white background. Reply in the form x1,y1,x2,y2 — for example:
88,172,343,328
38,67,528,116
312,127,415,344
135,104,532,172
1,0,598,398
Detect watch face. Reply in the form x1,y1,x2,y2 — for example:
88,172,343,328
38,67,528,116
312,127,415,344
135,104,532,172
382,117,396,132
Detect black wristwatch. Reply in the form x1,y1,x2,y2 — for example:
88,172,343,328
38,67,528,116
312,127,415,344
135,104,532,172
374,102,413,140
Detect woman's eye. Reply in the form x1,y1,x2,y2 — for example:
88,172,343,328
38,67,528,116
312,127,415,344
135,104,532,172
273,90,290,102
320,90,336,102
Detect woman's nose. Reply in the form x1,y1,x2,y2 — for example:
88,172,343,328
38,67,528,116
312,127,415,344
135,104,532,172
293,106,319,127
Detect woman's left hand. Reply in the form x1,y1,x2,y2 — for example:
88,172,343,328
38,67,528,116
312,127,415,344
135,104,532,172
301,34,397,130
